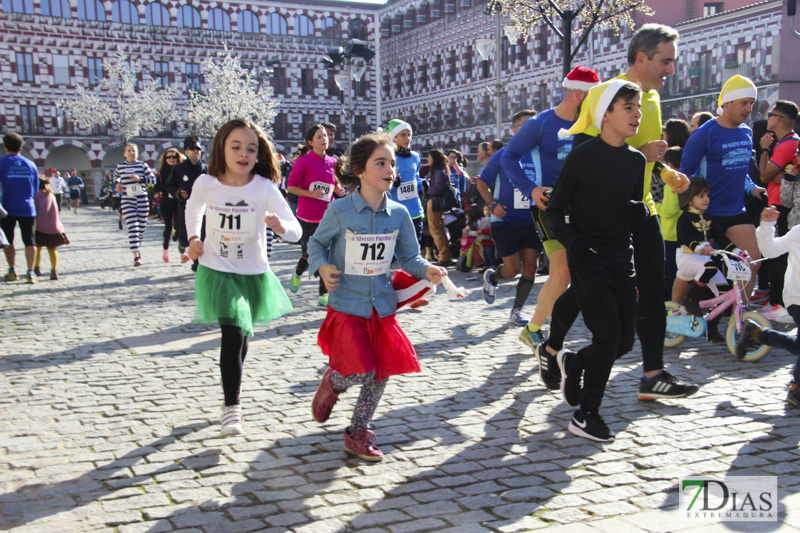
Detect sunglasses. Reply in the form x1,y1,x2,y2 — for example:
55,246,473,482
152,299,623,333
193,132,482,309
166,155,178,159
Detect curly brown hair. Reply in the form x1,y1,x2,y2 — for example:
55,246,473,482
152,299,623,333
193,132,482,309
334,132,394,189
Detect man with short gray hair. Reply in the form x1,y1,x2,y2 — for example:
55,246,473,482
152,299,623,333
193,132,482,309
545,23,699,401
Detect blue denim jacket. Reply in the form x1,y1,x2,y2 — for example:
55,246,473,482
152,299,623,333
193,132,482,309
308,189,431,318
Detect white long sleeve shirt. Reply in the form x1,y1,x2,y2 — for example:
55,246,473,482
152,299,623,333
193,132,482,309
756,220,800,308
186,174,301,275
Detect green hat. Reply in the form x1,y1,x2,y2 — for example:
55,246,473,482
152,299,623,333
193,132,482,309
386,119,412,140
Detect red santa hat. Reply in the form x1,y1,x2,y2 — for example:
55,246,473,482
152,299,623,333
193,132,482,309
562,65,601,92
392,270,435,308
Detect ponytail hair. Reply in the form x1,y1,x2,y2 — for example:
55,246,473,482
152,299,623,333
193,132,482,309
334,132,394,189
293,124,328,159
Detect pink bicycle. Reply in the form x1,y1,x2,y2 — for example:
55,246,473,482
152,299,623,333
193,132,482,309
664,249,772,361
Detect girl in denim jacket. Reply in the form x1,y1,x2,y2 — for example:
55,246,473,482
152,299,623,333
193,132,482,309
308,132,447,461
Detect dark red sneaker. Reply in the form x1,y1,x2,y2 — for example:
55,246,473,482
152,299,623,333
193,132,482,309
312,367,340,423
344,429,383,462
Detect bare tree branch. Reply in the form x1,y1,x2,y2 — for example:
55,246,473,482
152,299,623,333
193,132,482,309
182,45,280,140
58,47,176,144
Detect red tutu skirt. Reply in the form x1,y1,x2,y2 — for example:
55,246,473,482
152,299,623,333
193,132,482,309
317,307,421,381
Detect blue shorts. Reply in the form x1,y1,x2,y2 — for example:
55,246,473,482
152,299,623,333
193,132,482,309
491,221,542,258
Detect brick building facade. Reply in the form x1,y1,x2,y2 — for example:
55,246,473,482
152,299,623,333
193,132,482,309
1,0,796,196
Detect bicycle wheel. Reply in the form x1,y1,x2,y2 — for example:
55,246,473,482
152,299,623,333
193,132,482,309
726,311,772,362
665,301,686,348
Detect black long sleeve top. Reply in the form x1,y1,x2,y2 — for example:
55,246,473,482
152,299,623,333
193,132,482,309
546,136,647,274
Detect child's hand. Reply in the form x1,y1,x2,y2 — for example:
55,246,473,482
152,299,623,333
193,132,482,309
761,205,780,223
265,213,285,233
425,265,448,285
187,238,204,260
318,264,341,291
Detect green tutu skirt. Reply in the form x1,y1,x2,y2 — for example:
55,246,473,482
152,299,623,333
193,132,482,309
194,265,293,337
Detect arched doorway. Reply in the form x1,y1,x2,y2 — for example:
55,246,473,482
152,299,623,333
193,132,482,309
45,144,93,201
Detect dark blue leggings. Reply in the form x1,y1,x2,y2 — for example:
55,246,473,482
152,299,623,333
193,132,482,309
756,305,800,382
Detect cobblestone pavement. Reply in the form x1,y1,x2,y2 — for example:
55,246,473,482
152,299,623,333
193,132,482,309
2,206,800,533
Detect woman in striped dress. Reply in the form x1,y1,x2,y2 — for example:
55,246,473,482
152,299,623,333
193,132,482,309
114,143,156,266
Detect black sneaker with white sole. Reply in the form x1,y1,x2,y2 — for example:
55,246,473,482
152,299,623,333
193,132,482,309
638,371,699,401
536,344,561,391
556,349,581,407
568,409,615,442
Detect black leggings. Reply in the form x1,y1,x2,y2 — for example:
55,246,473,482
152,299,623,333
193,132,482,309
220,325,250,407
548,216,667,372
296,219,326,296
161,198,178,250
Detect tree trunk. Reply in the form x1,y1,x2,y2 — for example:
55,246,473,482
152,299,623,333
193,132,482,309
561,10,573,80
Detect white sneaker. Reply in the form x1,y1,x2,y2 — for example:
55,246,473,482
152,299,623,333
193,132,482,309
508,307,529,326
760,304,793,323
220,405,243,437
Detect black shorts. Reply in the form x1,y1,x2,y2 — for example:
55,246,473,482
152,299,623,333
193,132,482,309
529,205,564,255
69,190,80,200
709,212,752,234
0,215,36,247
491,221,543,258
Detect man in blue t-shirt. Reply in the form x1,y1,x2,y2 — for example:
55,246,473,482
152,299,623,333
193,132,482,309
500,66,599,389
0,132,39,283
478,110,543,327
681,74,765,296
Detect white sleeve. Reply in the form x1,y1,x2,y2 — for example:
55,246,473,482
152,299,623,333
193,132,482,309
756,221,800,259
185,176,207,240
265,181,302,243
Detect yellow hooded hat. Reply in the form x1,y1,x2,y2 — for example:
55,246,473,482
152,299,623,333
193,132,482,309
716,75,757,115
558,79,631,139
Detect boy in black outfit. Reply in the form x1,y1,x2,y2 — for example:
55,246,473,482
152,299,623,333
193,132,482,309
546,80,650,442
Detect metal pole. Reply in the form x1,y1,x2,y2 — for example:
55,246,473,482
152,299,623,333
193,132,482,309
495,11,502,140
347,59,353,146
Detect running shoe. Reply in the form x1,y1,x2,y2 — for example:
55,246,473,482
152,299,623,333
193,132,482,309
760,304,794,324
289,268,302,293
556,349,581,407
180,253,190,264
118,219,123,230
735,319,762,360
312,367,340,423
25,271,37,284
508,307,529,326
220,405,243,437
519,326,546,351
482,268,497,304
134,256,142,267
317,293,329,307
638,371,699,401
4,271,18,282
343,428,383,462
787,382,800,408
409,298,429,308
750,289,770,306
162,249,169,263
568,410,615,442
535,344,561,391
34,267,41,276
50,270,58,280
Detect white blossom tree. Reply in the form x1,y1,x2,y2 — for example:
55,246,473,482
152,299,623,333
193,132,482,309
183,46,280,139
58,47,177,143
490,0,654,78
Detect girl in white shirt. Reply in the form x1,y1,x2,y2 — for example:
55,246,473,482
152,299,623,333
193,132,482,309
186,118,301,437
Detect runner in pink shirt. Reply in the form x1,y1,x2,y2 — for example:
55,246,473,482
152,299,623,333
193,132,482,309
286,124,343,306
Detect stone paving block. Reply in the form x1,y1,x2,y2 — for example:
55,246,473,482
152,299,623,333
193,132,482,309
388,517,448,533
291,517,349,533
349,509,412,529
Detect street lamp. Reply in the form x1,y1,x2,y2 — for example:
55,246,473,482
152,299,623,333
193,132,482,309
321,39,375,145
475,9,516,140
